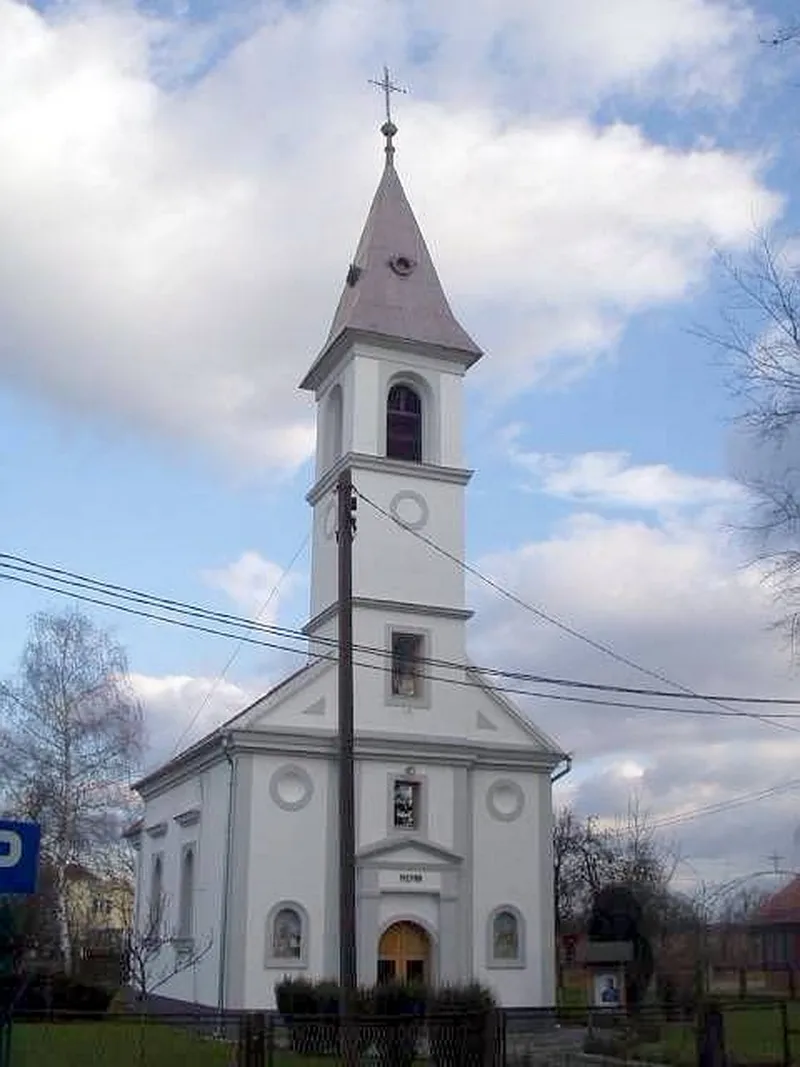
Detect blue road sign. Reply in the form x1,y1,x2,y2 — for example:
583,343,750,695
0,820,41,895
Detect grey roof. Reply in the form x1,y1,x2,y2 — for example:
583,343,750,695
301,154,481,390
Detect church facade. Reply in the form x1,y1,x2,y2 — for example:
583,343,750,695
129,123,567,1011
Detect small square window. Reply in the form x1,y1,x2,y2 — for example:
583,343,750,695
393,779,421,830
391,632,424,698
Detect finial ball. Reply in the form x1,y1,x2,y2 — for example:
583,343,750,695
381,121,398,139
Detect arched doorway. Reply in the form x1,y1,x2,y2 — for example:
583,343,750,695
377,921,431,985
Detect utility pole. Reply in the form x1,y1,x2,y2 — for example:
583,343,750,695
767,852,784,875
336,467,358,1006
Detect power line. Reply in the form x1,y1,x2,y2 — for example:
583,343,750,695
649,777,800,830
3,561,800,732
354,488,800,736
168,534,310,758
3,549,800,711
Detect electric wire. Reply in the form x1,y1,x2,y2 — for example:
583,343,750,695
648,777,800,830
354,488,800,736
3,550,800,711
3,563,800,732
168,534,310,758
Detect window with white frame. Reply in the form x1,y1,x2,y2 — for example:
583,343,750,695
327,384,343,466
386,384,422,462
390,631,425,699
266,903,307,967
488,906,524,967
392,779,421,831
148,853,164,937
178,844,195,941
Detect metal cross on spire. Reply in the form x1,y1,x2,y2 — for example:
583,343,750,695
369,65,407,163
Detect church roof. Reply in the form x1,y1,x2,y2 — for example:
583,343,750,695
300,142,482,391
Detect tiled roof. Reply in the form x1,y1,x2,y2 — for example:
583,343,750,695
756,876,800,924
322,156,481,361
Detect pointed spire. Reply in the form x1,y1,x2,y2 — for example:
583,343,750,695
299,90,482,390
323,160,481,353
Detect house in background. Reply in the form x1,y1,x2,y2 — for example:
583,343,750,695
751,876,800,991
65,862,133,952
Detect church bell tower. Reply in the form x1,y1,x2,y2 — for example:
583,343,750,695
300,96,483,734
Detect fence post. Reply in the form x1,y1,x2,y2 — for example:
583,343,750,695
780,1001,791,1067
236,1012,248,1067
266,1012,275,1067
696,1002,726,1067
0,1017,10,1067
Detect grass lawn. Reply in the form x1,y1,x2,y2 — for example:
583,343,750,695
9,1021,237,1067
636,1002,800,1065
8,1020,337,1067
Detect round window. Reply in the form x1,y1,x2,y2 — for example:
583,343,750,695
389,255,416,276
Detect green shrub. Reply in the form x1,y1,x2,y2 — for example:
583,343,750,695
274,977,373,1055
0,972,113,1018
371,982,425,1067
427,983,498,1067
275,977,339,1054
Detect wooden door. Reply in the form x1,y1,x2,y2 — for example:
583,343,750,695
378,922,429,983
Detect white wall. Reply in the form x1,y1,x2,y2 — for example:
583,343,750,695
471,768,553,1007
135,760,230,1008
242,755,332,1009
352,467,466,610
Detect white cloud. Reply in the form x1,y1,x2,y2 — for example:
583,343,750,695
131,671,256,768
505,439,744,511
0,0,780,468
202,550,299,620
403,0,756,109
469,489,800,882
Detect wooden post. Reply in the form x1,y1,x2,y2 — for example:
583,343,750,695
336,468,358,1063
696,1002,726,1067
780,1000,791,1067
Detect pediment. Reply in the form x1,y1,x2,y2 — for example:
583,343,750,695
357,836,462,867
466,664,563,753
235,659,333,730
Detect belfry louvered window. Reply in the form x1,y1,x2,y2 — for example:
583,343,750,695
386,384,422,462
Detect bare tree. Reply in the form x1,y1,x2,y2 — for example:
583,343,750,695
0,607,143,974
125,890,212,1003
554,801,680,925
608,800,681,917
718,883,771,923
696,237,800,643
553,808,616,931
764,24,800,47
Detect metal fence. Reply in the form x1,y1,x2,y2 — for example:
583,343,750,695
2,998,800,1067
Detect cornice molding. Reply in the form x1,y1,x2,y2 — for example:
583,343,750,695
174,808,201,828
306,451,473,507
300,328,481,394
134,725,564,801
358,835,463,865
303,596,473,635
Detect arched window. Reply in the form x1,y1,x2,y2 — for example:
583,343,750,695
386,384,422,462
266,902,308,968
148,854,163,936
178,845,195,940
488,906,525,967
327,384,343,465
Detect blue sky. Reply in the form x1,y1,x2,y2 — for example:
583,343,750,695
3,0,800,885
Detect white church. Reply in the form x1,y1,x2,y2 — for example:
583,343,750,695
128,112,568,1012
